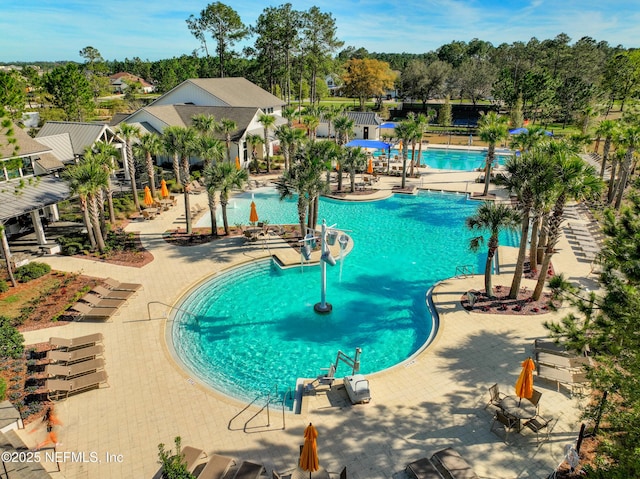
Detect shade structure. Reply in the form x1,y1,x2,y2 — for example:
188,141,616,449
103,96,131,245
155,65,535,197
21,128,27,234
235,156,241,170
160,179,169,198
249,201,259,223
367,158,373,174
143,186,153,207
509,127,553,136
300,423,319,476
515,357,535,401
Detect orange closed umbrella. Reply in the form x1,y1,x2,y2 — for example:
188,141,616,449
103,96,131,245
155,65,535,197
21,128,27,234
160,179,169,198
235,156,241,170
143,186,154,207
249,201,259,224
367,158,373,174
515,357,535,404
300,423,319,477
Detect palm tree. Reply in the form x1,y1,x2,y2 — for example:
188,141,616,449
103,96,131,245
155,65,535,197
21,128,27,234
333,115,354,146
116,123,141,210
209,162,248,235
162,125,183,187
173,127,198,234
258,113,276,173
466,202,521,298
613,125,640,210
340,147,367,193
135,133,162,199
594,119,618,179
301,114,320,141
0,224,17,287
502,150,555,299
196,136,225,236
216,118,237,163
394,121,415,189
532,146,603,300
282,105,297,127
477,112,509,197
191,113,218,137
413,113,429,168
64,154,110,252
274,125,300,172
91,142,119,226
607,147,626,204
509,126,549,153
323,104,343,143
245,133,264,173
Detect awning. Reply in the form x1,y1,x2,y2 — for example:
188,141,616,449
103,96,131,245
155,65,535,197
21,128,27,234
345,140,392,150
509,127,553,136
0,175,72,222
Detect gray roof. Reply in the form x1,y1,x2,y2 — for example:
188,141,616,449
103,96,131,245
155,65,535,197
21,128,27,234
1,126,51,160
346,111,382,126
36,121,120,156
155,78,285,109
0,175,71,221
141,105,261,141
32,133,75,163
35,153,66,172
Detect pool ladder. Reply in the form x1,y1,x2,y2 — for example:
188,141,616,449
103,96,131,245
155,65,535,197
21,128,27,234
228,385,292,432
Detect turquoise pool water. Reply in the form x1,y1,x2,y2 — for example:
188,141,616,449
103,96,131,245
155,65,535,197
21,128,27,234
374,148,508,171
176,190,519,401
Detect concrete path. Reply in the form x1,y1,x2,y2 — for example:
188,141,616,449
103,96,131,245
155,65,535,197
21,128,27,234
18,163,594,479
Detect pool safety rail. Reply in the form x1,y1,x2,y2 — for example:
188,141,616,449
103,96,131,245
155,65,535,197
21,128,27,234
228,385,292,432
455,265,475,278
146,301,199,322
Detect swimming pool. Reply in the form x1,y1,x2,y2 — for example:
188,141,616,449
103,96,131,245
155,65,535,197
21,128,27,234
174,189,519,401
374,148,509,171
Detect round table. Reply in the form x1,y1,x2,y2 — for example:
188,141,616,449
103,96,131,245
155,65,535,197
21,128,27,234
501,395,537,430
290,466,329,479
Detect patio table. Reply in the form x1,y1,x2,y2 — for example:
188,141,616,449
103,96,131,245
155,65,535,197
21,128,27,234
501,395,537,431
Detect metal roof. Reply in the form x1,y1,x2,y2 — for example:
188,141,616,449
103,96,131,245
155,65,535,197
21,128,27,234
346,111,382,126
0,175,71,222
33,133,75,163
36,122,120,156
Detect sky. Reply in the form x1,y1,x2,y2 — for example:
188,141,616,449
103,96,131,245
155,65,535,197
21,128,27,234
2,0,640,63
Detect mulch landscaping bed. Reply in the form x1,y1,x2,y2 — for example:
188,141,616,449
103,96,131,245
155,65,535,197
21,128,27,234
71,231,153,268
461,285,560,314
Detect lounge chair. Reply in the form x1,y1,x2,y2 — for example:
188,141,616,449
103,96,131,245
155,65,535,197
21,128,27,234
45,358,105,378
536,351,591,370
46,370,109,400
47,344,103,364
230,461,265,479
196,454,235,479
49,333,103,351
142,210,156,220
181,446,208,473
91,285,134,300
430,448,480,479
81,292,125,309
104,278,142,291
406,457,442,479
188,181,205,194
70,302,119,321
533,338,570,356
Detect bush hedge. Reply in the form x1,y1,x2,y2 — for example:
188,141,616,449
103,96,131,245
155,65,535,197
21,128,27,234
14,262,51,283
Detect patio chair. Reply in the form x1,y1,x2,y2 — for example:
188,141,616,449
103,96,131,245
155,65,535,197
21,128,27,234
406,457,441,479
528,389,542,409
104,277,142,291
46,370,109,400
195,454,235,479
45,357,105,379
491,410,519,443
80,292,125,309
485,383,506,410
49,333,103,351
92,285,134,300
47,344,103,364
142,210,156,220
523,414,555,444
70,302,119,321
230,461,265,479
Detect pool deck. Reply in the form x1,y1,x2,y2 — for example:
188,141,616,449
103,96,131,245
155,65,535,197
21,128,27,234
18,164,596,478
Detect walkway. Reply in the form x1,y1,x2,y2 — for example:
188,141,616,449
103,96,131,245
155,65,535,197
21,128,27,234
18,164,593,478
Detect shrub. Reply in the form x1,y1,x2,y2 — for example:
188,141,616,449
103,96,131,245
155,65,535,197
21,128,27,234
157,436,194,479
14,262,51,282
0,378,6,400
0,280,8,293
0,316,24,359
